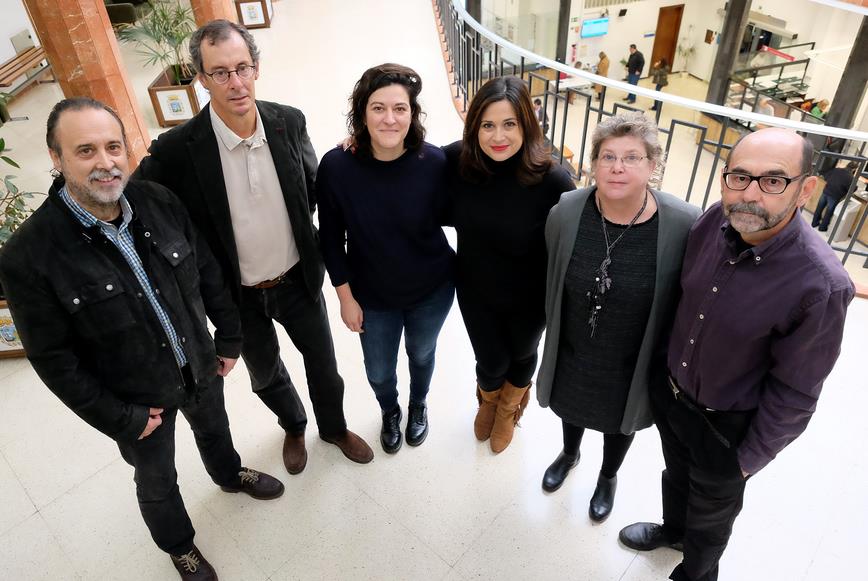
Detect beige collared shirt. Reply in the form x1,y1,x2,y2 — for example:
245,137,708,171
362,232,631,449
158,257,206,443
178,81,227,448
211,105,299,286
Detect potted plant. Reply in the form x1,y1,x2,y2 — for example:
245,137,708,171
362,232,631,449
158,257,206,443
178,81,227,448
0,93,11,128
0,136,39,356
677,40,696,77
117,0,209,127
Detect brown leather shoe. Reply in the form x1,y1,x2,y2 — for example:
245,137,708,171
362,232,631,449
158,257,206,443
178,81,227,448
282,432,307,474
320,429,374,464
170,545,217,580
220,467,284,500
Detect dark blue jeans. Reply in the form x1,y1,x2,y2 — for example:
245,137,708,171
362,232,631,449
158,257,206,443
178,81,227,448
359,281,454,411
811,194,841,230
117,373,241,555
627,73,640,102
239,266,347,437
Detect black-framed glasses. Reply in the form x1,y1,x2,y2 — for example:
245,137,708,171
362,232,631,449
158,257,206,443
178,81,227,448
723,171,807,195
203,64,257,85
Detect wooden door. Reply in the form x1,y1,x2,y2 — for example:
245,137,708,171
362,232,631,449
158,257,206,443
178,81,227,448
651,4,683,73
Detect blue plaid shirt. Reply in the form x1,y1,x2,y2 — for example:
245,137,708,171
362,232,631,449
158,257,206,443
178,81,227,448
59,187,187,368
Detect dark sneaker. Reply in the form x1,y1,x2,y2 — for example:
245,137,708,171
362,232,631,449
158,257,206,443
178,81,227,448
170,545,217,580
220,468,284,500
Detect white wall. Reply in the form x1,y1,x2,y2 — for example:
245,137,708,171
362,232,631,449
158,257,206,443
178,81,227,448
564,0,725,82
0,1,39,64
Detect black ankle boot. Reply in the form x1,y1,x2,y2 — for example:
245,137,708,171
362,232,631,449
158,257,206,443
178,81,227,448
406,402,429,446
380,406,402,454
542,451,579,492
589,473,618,522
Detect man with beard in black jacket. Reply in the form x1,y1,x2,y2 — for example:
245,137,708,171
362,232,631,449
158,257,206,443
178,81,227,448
0,97,283,581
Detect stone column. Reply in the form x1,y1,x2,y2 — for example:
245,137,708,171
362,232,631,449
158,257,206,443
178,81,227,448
555,0,571,63
705,0,752,106
22,0,150,164
465,0,481,21
825,16,867,133
189,0,236,26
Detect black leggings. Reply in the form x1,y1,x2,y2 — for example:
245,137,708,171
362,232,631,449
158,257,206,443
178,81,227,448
457,289,545,391
562,420,635,478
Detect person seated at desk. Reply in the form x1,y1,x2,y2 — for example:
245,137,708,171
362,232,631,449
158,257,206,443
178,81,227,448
811,99,829,119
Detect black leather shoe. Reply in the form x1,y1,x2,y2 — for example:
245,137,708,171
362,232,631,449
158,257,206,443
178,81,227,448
406,402,429,446
170,545,217,580
220,467,284,500
619,522,683,552
380,406,402,454
589,473,617,522
542,451,579,492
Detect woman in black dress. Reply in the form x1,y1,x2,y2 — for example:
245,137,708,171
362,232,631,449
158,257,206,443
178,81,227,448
537,112,699,521
444,76,574,453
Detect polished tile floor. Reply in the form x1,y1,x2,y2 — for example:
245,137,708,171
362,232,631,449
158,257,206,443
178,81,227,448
1,1,867,580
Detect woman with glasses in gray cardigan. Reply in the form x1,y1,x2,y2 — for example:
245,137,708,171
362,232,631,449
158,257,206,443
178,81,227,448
536,112,700,522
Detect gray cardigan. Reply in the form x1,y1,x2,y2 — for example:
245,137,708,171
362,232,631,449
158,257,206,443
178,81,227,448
536,186,701,434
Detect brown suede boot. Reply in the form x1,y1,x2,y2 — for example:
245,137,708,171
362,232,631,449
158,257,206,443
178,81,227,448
474,385,501,441
489,381,531,453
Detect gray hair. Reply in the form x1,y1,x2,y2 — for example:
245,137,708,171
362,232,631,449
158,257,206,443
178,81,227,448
189,19,260,74
590,112,664,164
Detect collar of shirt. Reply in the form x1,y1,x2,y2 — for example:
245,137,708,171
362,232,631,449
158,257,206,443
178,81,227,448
210,104,267,151
59,185,133,233
718,204,803,267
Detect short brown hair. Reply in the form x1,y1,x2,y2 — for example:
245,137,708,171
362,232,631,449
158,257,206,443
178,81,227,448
347,63,425,159
459,76,551,185
189,20,259,74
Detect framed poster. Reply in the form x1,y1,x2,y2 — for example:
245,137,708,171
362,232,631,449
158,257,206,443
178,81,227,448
236,0,274,29
0,300,25,358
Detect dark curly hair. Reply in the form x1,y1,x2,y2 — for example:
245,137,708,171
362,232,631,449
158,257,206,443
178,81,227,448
347,63,426,159
459,76,551,185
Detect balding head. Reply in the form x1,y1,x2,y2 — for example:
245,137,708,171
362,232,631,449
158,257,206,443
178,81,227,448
728,128,814,175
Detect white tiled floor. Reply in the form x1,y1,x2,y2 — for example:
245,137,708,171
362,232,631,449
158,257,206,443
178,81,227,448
1,1,867,580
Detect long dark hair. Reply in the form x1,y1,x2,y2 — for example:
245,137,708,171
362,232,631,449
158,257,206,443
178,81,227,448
459,76,551,185
347,63,425,159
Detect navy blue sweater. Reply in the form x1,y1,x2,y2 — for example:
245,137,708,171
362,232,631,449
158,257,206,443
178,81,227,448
317,143,455,310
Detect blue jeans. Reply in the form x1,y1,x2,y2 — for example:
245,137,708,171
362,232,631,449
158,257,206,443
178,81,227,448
359,281,455,411
627,73,640,102
811,193,841,230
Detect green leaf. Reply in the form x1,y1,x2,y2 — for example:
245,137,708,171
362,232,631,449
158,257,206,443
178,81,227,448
1,156,20,168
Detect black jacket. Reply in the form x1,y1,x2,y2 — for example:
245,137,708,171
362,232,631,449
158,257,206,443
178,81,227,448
0,179,242,442
133,101,324,304
627,51,645,76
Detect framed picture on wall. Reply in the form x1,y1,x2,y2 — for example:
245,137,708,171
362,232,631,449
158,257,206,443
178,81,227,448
235,0,274,29
0,300,25,359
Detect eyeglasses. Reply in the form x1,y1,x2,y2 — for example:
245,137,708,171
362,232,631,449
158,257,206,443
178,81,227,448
722,171,807,195
596,153,648,168
203,64,257,85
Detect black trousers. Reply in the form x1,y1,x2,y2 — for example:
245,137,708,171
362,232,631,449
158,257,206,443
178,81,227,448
456,288,545,391
650,377,754,581
117,373,241,555
239,267,347,436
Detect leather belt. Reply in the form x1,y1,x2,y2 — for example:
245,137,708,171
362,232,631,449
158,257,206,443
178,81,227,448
246,269,291,290
668,376,732,449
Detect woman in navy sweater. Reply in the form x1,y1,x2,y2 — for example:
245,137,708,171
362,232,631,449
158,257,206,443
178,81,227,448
317,64,455,454
445,77,574,453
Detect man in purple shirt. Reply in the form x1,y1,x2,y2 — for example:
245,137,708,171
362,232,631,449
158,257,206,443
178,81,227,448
619,128,854,581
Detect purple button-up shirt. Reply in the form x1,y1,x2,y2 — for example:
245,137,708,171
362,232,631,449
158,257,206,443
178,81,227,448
668,202,854,474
